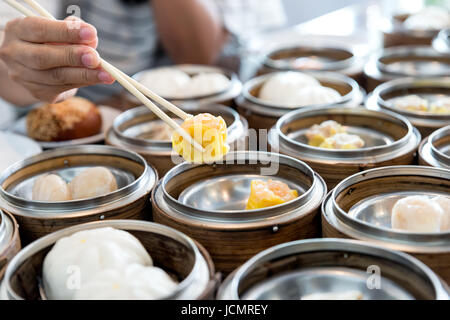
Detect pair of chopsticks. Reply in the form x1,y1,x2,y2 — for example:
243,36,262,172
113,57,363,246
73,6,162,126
4,0,205,153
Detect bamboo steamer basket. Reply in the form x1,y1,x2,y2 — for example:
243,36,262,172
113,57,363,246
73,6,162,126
366,77,450,137
152,151,327,275
322,166,450,284
106,104,248,177
382,13,444,48
1,220,217,300
236,71,364,131
419,125,450,168
123,64,242,109
268,106,421,189
218,239,449,300
258,45,365,84
0,210,20,280
0,145,157,243
364,46,450,92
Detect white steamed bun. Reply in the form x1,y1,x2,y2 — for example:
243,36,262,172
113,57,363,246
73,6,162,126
73,264,178,300
139,68,191,98
184,72,230,97
259,72,320,106
404,6,450,30
43,227,153,300
294,85,342,106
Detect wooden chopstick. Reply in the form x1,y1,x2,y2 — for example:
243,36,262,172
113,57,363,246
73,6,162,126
4,0,203,152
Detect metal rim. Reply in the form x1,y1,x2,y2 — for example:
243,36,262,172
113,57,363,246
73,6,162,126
0,145,156,218
263,45,356,72
159,151,326,221
224,238,447,300
130,64,242,104
0,210,13,253
110,104,245,151
330,166,450,242
3,220,207,300
270,105,420,163
239,71,362,117
385,13,443,38
429,125,450,166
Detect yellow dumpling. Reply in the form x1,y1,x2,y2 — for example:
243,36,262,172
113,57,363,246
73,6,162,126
306,120,347,147
319,133,365,150
246,179,298,210
172,113,229,163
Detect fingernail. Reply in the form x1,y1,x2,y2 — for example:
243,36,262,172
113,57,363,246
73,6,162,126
81,53,97,68
98,71,113,83
79,27,96,41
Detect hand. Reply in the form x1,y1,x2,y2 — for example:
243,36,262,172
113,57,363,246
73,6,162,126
0,16,114,103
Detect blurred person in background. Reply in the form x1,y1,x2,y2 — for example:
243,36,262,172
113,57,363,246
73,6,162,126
0,0,286,106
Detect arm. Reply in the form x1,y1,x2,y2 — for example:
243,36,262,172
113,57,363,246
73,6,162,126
152,0,228,65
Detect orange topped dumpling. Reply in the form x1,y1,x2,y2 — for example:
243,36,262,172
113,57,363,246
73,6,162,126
246,179,299,210
172,113,229,163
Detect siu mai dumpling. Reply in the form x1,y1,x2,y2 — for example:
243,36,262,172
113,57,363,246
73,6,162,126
246,179,298,210
172,113,229,163
74,264,178,300
32,174,71,202
43,227,153,300
259,72,320,106
319,133,365,150
391,196,448,233
69,167,118,200
306,120,347,147
301,291,364,300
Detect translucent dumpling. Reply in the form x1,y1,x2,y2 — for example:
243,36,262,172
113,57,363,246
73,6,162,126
73,264,178,300
32,174,71,202
139,68,191,98
391,196,449,233
404,6,450,31
184,72,230,97
259,72,320,106
294,86,342,106
172,113,229,163
319,133,365,149
392,95,429,112
69,167,118,200
306,120,347,147
43,227,153,300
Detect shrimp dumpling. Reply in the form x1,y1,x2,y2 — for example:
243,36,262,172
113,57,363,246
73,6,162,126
69,167,118,200
294,86,341,106
139,68,191,98
434,196,450,231
32,174,71,202
306,120,347,147
43,227,153,300
185,72,230,97
319,133,365,150
73,264,178,300
391,196,448,233
172,113,229,163
430,97,450,114
259,72,320,106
